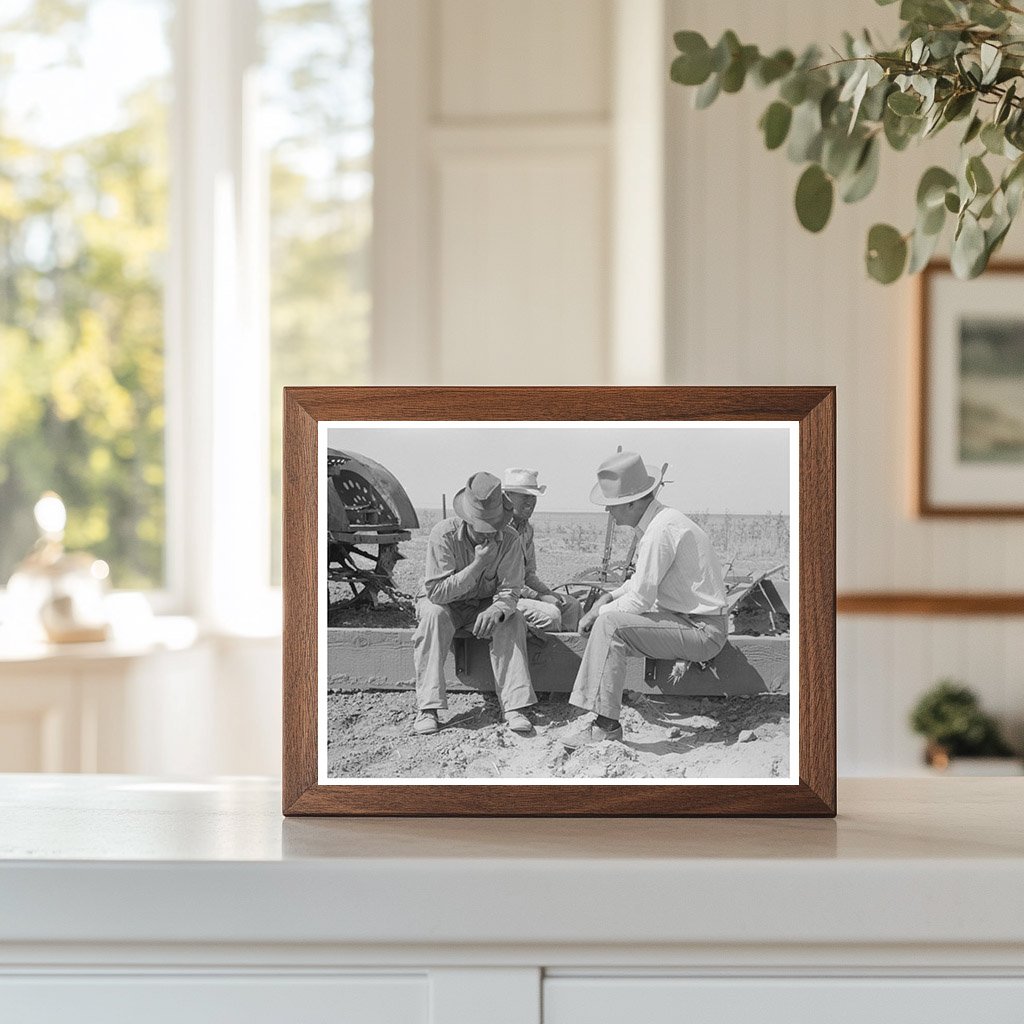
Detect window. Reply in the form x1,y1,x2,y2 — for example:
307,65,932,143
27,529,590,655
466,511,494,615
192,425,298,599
0,0,373,619
261,0,372,581
0,0,173,589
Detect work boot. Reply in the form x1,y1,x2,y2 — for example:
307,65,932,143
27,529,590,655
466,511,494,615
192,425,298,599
562,717,622,750
504,709,534,735
413,709,440,735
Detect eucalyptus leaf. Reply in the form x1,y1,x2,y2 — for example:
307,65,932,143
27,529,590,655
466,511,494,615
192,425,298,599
888,90,921,115
779,73,807,106
760,102,793,150
861,80,893,122
1006,172,1024,218
951,212,986,278
967,154,994,195
981,122,1006,155
884,106,920,150
995,82,1017,124
822,129,864,178
866,223,907,283
944,190,961,213
842,137,881,203
754,49,795,87
962,115,983,145
1003,157,1024,216
710,31,740,73
908,221,942,273
970,2,1009,29
721,45,758,93
980,42,1002,86
942,92,974,122
787,101,823,162
795,164,834,232
917,166,957,210
694,73,721,109
921,200,946,235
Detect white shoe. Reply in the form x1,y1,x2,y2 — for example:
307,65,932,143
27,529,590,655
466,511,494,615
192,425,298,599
504,710,533,734
413,710,440,735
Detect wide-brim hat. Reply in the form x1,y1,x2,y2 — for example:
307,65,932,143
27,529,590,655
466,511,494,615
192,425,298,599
589,450,661,506
453,471,513,533
503,467,546,496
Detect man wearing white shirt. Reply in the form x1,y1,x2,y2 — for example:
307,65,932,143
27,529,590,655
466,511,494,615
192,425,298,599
564,450,729,750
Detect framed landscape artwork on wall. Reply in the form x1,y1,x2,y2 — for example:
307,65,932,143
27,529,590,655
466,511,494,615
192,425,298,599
918,262,1024,517
282,387,835,816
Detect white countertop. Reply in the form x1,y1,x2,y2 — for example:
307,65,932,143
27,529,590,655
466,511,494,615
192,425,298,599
1,775,1022,950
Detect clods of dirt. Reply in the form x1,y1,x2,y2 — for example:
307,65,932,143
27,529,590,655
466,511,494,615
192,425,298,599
326,689,790,780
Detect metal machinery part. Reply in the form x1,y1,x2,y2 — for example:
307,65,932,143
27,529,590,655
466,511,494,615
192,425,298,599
326,448,420,613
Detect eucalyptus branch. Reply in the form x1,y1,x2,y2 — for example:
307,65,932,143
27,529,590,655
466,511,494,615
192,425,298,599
670,1,1024,283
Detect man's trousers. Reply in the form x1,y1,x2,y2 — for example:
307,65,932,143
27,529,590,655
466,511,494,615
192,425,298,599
517,594,583,634
569,608,729,720
413,598,537,712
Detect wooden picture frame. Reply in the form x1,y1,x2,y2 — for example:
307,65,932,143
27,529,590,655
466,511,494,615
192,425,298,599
916,260,1024,517
283,387,835,816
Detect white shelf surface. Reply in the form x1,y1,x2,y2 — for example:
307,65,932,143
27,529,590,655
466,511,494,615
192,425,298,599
1,775,1023,953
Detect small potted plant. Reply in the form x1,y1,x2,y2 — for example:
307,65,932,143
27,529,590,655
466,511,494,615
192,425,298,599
910,679,1020,773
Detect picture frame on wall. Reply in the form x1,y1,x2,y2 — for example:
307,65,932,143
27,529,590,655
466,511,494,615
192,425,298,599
917,261,1024,517
282,387,836,816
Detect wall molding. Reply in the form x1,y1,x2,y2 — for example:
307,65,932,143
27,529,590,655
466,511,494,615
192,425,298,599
838,593,1024,616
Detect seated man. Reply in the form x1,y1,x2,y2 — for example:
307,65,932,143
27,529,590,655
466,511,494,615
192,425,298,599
564,450,730,750
503,467,582,634
412,471,537,736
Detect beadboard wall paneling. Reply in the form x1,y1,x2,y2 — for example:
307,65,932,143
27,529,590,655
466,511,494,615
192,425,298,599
374,0,617,385
667,0,1024,775
438,0,611,120
436,149,608,384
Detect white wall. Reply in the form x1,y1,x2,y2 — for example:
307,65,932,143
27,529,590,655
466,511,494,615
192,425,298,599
665,0,1024,771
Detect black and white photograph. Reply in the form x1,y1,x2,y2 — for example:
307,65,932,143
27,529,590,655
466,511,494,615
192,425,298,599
318,422,797,784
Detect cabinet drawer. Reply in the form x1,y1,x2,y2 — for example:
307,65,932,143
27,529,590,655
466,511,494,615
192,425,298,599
545,977,1024,1023
0,974,427,1024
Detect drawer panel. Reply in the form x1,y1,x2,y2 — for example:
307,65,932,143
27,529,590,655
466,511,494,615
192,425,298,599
545,977,1024,1023
0,974,427,1024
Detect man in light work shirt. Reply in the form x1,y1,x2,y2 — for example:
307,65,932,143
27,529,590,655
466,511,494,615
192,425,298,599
564,450,729,750
412,471,537,736
503,468,582,633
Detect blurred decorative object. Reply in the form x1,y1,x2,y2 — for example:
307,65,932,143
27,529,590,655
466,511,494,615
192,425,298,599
670,0,1024,283
5,493,111,645
917,261,1024,516
910,679,1017,770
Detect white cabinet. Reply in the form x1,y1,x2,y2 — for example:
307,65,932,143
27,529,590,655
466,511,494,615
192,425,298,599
0,640,211,773
1,777,1023,1024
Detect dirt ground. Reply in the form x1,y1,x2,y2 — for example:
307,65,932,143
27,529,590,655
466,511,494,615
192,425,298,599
326,689,790,780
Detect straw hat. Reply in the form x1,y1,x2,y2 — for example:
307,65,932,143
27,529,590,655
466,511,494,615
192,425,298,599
453,472,513,532
503,468,547,496
589,451,661,506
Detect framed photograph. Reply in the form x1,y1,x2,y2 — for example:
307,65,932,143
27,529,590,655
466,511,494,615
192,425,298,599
917,261,1024,517
283,387,835,816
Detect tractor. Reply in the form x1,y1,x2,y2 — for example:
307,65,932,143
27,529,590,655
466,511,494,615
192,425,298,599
326,448,419,614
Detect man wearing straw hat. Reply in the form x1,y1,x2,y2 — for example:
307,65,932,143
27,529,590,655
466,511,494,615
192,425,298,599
564,450,729,750
412,471,537,736
503,467,582,634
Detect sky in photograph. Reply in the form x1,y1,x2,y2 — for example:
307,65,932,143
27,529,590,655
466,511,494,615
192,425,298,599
326,424,792,515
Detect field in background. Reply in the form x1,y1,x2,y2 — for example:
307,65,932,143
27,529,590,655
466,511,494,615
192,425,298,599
390,509,789,601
